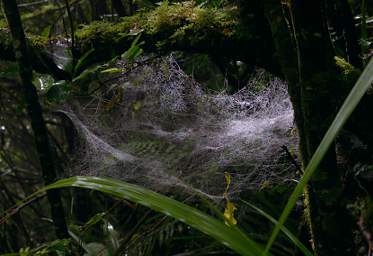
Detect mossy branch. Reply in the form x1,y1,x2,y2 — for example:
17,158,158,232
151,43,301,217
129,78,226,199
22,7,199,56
73,2,247,61
1,2,262,77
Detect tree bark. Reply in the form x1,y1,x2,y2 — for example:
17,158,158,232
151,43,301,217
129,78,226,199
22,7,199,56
111,0,126,17
263,0,355,254
89,0,108,20
2,0,68,239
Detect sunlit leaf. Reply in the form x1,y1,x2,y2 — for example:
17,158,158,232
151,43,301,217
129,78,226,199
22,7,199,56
34,176,266,256
73,49,96,77
121,34,144,62
223,172,237,226
100,68,123,74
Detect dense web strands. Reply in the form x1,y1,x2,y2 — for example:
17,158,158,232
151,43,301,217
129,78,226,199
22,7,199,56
62,55,298,200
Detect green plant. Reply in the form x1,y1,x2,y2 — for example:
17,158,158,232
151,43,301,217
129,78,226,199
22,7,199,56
240,200,313,256
2,239,72,256
121,34,144,62
1,177,314,255
23,176,265,256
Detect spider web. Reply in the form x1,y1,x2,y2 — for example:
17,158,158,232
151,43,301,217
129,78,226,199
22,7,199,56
61,55,298,200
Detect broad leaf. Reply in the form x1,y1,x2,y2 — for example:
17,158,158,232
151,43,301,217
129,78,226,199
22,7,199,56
39,176,265,256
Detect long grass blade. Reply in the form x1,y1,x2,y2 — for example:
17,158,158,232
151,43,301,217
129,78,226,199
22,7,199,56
38,176,264,256
264,57,373,255
241,200,313,256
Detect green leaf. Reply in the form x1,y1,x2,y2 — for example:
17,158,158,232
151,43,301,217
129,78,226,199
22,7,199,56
33,73,55,92
44,80,71,103
38,176,265,256
121,34,144,62
73,49,96,77
121,46,143,62
40,25,52,38
100,68,123,74
240,200,313,256
264,57,373,255
84,212,106,228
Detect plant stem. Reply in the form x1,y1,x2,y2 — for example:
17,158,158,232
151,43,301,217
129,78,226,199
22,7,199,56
64,0,76,62
361,0,368,64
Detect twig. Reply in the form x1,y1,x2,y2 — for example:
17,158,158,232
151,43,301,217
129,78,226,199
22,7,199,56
357,214,373,256
281,145,302,173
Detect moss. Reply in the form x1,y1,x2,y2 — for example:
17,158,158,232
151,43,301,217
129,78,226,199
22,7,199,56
145,1,237,39
1,1,257,80
75,1,240,54
28,35,50,50
21,3,57,21
303,187,316,252
334,56,361,84
0,19,7,28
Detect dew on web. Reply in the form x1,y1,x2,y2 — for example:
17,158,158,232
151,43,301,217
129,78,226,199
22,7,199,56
61,55,298,200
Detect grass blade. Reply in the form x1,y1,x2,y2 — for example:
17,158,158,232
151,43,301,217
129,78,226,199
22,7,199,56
241,200,313,256
264,57,373,255
38,176,264,256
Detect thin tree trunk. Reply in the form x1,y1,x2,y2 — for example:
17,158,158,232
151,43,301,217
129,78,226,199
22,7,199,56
89,0,108,20
63,0,76,60
111,0,126,17
1,0,68,239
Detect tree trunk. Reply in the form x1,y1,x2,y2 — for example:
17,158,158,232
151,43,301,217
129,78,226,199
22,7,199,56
263,0,355,254
89,0,108,20
2,0,68,239
111,0,126,17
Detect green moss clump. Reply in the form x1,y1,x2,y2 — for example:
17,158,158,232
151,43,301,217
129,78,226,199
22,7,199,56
21,3,57,21
28,35,50,50
75,1,239,54
334,56,361,83
146,1,237,38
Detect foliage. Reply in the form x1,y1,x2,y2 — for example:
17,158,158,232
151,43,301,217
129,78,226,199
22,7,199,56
121,34,144,62
17,239,72,256
23,176,265,256
241,200,313,256
335,56,361,83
